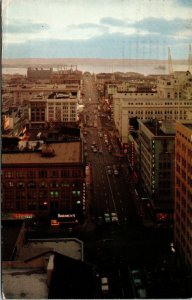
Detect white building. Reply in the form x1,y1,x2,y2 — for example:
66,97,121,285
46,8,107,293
113,71,192,145
28,92,78,128
10,84,81,106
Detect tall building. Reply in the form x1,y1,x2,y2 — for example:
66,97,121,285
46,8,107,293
138,120,176,222
174,121,192,270
2,138,86,222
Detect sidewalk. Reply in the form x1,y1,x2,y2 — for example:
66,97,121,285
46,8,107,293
82,163,96,232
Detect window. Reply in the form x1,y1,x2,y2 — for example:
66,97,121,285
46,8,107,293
61,169,70,177
39,170,47,178
16,171,25,178
40,182,48,188
4,171,14,178
50,170,58,178
27,171,36,178
28,182,36,188
50,182,59,188
50,191,59,198
17,182,25,188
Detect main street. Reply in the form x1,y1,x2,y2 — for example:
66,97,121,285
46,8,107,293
82,74,141,228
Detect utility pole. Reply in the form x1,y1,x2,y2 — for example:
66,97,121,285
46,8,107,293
188,44,192,72
168,47,173,75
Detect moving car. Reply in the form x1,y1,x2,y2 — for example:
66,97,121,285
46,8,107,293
104,213,111,223
111,212,119,223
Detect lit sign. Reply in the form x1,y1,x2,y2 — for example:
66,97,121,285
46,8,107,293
58,213,76,218
2,213,35,220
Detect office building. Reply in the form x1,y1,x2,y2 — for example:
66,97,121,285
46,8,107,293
113,71,192,145
138,120,176,222
174,121,192,270
28,92,78,128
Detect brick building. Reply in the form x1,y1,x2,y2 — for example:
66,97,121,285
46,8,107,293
174,121,192,271
2,139,86,222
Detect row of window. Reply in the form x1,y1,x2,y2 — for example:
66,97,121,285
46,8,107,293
4,181,83,188
4,200,80,211
124,101,190,106
3,190,81,199
3,169,84,178
176,132,192,145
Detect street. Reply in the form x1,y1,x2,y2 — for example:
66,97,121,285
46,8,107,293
78,74,189,299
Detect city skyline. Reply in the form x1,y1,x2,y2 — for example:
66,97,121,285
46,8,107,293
2,0,192,59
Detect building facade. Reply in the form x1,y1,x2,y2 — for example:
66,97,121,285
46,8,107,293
27,67,53,80
10,84,81,106
113,71,192,144
138,120,176,222
174,121,192,270
28,92,78,128
2,141,86,221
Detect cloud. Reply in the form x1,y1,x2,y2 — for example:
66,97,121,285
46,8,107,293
100,17,127,27
69,23,106,30
2,31,190,59
4,20,50,34
133,17,192,36
176,0,192,6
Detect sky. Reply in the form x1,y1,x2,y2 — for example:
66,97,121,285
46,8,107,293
2,0,192,59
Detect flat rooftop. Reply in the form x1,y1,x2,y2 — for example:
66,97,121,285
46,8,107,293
142,121,176,137
2,141,82,165
26,238,83,260
3,268,48,299
183,123,192,130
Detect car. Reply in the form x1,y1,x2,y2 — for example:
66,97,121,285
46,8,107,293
104,213,111,223
137,288,147,299
111,212,119,223
97,216,103,225
133,277,142,287
107,169,112,175
101,277,109,293
114,169,119,176
131,269,143,287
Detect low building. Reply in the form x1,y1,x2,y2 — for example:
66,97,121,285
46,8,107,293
27,67,53,81
2,221,95,299
138,120,176,222
174,121,192,271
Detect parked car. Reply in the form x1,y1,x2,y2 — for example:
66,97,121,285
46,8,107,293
111,212,119,223
104,213,111,223
101,277,109,293
97,216,103,225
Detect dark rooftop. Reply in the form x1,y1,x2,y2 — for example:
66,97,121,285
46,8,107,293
143,120,176,137
48,252,96,299
2,220,24,261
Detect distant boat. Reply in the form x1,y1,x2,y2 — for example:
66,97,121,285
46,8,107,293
154,65,166,70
